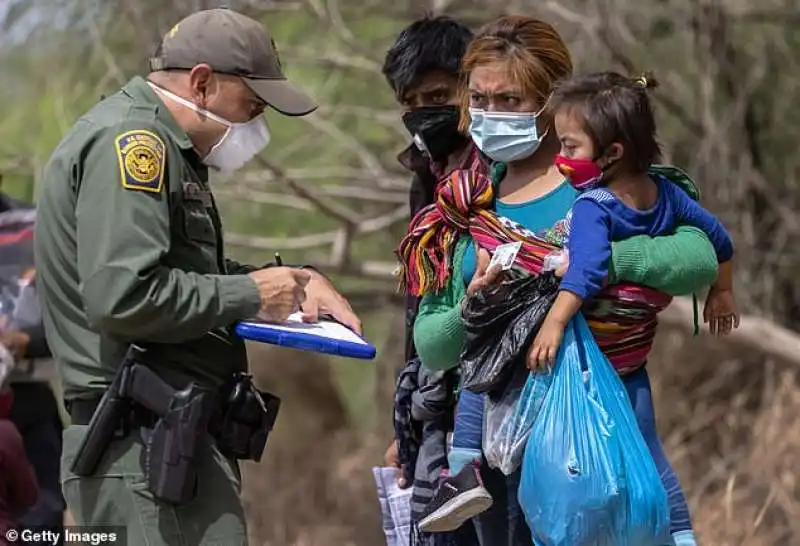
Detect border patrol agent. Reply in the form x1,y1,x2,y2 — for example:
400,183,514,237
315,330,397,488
33,9,360,545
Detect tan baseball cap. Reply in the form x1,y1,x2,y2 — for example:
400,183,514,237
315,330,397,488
149,8,317,116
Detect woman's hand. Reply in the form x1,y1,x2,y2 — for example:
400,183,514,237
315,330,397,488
383,439,408,488
466,249,504,297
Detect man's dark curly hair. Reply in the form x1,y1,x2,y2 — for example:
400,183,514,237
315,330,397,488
382,15,473,99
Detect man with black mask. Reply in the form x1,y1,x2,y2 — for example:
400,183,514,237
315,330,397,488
380,15,482,546
383,14,477,366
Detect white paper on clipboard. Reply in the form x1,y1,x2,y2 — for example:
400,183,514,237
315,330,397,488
241,312,369,345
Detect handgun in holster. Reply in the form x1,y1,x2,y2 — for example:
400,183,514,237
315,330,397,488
70,345,216,504
126,363,216,504
213,372,280,462
69,345,143,477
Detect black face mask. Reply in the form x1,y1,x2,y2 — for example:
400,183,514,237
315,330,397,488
401,105,467,162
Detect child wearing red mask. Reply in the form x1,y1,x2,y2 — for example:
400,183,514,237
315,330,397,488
527,71,738,546
0,343,38,541
529,71,739,367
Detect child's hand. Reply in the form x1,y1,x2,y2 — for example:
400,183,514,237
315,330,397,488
703,287,740,336
527,318,564,370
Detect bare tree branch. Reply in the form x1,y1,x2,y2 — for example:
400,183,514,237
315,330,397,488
88,16,127,88
238,167,406,187
732,9,800,25
288,50,383,73
225,205,407,250
252,156,361,226
213,188,316,211
661,298,800,369
301,113,389,181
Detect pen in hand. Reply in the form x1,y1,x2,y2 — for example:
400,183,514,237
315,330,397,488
275,252,283,267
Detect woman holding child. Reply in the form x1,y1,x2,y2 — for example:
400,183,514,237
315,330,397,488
397,14,736,546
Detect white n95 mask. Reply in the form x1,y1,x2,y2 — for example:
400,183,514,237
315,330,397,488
149,82,271,173
202,114,270,173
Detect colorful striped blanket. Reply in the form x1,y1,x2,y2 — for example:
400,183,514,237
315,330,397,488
396,159,699,373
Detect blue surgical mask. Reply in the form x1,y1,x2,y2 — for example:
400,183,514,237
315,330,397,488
469,108,548,162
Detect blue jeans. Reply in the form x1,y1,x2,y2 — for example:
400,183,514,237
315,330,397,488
455,366,692,543
472,463,532,546
623,367,693,534
451,390,485,450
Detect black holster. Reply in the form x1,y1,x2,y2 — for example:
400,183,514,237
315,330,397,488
143,382,216,504
212,373,280,462
69,345,216,505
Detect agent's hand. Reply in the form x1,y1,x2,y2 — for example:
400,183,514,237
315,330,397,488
248,267,311,323
300,269,362,334
383,439,409,488
466,249,504,297
703,286,741,336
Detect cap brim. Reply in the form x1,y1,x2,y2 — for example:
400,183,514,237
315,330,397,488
244,78,317,117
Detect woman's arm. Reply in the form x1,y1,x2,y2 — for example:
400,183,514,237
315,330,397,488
414,290,466,372
413,239,469,372
669,181,734,262
609,226,719,296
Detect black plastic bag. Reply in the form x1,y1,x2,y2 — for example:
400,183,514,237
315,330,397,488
459,270,560,396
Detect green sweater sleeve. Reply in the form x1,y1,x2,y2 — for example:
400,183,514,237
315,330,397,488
413,238,469,371
609,225,718,296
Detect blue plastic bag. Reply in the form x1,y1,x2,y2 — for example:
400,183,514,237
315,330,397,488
518,314,670,546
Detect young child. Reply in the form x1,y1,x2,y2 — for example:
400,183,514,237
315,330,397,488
526,71,739,546
529,72,738,364
0,341,39,540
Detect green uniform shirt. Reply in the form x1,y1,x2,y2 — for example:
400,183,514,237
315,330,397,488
34,76,263,399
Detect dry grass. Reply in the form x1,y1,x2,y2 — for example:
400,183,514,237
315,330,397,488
650,327,800,545
241,343,385,546
232,321,800,546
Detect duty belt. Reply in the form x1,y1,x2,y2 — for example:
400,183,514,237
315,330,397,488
65,397,159,429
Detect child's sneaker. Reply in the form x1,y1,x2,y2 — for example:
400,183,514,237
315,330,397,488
417,461,493,533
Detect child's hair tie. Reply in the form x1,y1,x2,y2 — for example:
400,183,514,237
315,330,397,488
634,72,659,90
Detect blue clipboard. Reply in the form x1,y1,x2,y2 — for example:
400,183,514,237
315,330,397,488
235,313,376,360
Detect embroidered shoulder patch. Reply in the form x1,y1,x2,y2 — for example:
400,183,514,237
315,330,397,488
114,130,166,193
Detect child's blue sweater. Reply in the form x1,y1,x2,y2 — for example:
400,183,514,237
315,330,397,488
561,175,734,300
